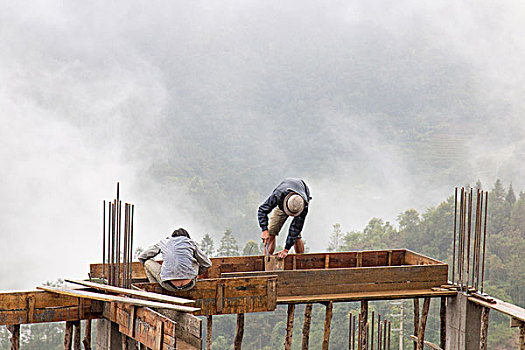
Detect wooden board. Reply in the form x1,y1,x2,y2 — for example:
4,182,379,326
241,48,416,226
89,249,435,281
104,303,201,350
222,264,448,298
37,287,199,314
0,290,103,325
468,295,525,323
133,275,277,316
65,279,194,305
277,289,457,304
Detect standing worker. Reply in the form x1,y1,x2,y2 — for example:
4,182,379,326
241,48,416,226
138,228,212,291
258,178,311,259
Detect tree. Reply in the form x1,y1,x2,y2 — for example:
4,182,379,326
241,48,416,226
200,233,215,257
327,223,343,252
242,240,261,256
217,229,239,256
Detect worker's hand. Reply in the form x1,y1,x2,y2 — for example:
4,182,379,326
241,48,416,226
261,230,270,244
275,249,289,259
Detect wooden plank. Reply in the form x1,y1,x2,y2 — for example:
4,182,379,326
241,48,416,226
89,250,419,281
468,295,525,323
110,303,180,350
277,289,456,304
66,280,195,305
156,309,203,349
408,335,441,350
265,256,285,271
133,276,277,316
404,250,444,265
37,286,199,313
0,290,103,325
222,264,448,297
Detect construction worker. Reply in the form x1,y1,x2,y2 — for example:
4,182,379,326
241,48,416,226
258,178,311,259
138,228,211,291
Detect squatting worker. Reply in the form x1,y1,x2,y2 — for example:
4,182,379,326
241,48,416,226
138,228,212,291
258,178,311,259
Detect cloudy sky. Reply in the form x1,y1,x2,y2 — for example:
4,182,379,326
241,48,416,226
1,0,525,289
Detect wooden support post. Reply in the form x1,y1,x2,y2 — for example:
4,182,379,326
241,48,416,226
72,321,81,350
440,297,446,350
284,304,296,350
206,315,213,350
65,321,73,350
360,300,368,350
480,307,490,350
519,322,525,350
356,252,362,267
234,313,245,350
322,301,333,350
82,320,92,350
325,255,330,269
122,335,130,350
7,324,20,350
302,303,313,350
416,297,431,350
413,298,419,350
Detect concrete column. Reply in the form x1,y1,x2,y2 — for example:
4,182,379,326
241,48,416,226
446,293,483,350
96,319,122,349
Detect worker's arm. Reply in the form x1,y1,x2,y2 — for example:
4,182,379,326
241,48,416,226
137,244,161,265
258,191,280,243
194,245,212,275
284,205,309,251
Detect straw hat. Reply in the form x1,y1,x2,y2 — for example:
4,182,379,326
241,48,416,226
283,192,305,217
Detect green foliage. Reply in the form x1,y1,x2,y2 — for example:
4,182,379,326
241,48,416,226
217,229,239,256
200,233,215,257
242,240,261,256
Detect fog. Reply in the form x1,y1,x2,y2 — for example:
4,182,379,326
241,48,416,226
1,0,525,289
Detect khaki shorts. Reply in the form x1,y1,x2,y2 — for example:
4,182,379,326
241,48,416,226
268,207,302,239
143,260,196,292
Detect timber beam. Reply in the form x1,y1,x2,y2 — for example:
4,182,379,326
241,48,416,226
0,290,103,325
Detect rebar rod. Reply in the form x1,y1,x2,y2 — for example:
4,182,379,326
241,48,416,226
481,192,488,293
124,204,129,289
349,313,353,350
452,187,457,284
387,321,392,350
377,315,381,350
473,190,480,289
466,188,472,291
458,188,465,290
383,320,387,350
103,200,106,282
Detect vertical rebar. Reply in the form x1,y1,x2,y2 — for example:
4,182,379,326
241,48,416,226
357,313,363,350
458,188,465,290
130,205,135,286
466,188,472,291
377,314,381,350
387,321,392,350
349,313,353,350
452,187,458,284
383,320,387,350
103,200,106,282
481,192,488,293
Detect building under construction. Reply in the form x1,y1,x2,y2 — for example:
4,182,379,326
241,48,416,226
1,187,525,350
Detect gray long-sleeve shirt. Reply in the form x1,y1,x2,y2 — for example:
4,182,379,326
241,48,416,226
138,236,212,282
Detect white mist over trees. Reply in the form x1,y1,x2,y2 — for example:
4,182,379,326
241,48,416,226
1,0,525,291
